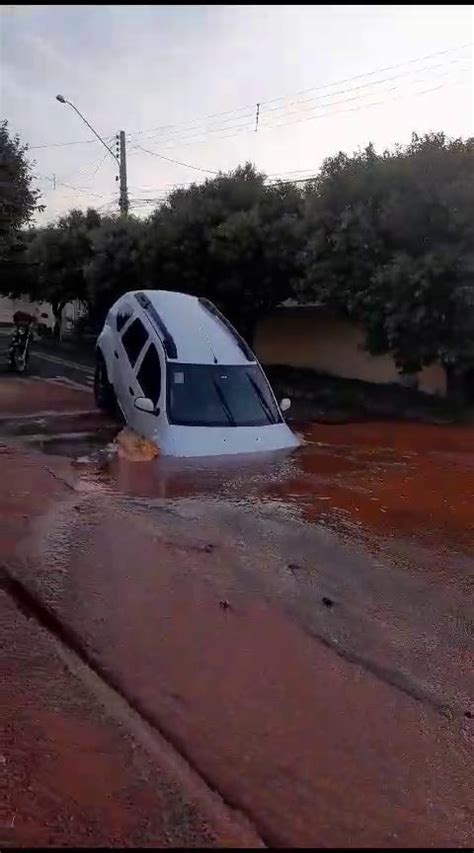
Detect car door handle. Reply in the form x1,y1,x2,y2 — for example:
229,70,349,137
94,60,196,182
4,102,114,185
114,350,119,358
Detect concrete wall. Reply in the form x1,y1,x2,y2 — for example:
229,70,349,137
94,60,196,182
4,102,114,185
255,308,447,397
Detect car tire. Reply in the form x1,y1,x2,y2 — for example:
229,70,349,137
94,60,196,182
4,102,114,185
94,353,118,416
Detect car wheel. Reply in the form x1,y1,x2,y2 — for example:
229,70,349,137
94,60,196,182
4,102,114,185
94,354,117,416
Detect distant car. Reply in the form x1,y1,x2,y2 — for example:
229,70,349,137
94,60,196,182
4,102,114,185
95,290,300,457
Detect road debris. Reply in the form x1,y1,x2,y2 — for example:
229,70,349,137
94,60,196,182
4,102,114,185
115,426,159,461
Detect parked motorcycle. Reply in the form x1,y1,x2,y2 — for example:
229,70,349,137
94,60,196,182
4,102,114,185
8,311,35,373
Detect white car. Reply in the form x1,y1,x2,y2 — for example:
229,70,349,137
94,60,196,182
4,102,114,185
95,290,300,458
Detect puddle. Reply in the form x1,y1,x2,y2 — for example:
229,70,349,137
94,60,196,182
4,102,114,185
28,428,117,458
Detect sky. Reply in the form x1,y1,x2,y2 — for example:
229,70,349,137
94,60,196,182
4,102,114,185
1,4,473,224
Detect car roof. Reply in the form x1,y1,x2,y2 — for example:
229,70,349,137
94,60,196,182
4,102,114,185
124,290,255,366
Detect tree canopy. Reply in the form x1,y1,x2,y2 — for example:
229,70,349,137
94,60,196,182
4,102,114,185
2,129,473,388
299,132,474,377
0,120,42,260
143,164,304,339
85,215,146,329
25,208,101,334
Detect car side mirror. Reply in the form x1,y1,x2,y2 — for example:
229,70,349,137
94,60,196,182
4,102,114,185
280,397,291,413
134,396,155,413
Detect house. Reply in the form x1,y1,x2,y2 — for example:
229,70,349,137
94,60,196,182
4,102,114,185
0,297,54,326
0,297,87,337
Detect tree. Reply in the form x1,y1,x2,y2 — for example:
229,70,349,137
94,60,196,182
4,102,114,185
142,163,304,342
299,133,474,389
84,215,146,330
0,120,42,253
0,120,43,295
26,208,100,336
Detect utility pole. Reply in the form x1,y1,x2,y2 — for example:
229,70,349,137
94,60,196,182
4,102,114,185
56,95,128,216
118,131,129,216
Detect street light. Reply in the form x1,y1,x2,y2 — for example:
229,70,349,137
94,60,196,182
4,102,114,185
55,94,118,164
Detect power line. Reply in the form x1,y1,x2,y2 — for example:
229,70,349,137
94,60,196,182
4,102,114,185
33,68,469,216
28,138,101,151
89,149,112,179
123,74,469,201
63,145,114,185
129,166,322,195
127,56,470,151
127,42,472,140
134,144,219,174
259,71,470,134
55,181,113,199
262,56,468,115
261,41,472,106
127,63,470,156
129,110,255,143
126,115,253,154
25,42,471,151
128,63,471,155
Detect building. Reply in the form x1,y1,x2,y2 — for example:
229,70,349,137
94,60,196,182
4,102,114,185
0,297,87,337
0,297,53,325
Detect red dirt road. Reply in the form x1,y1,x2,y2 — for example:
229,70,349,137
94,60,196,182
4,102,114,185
0,591,261,848
1,377,473,847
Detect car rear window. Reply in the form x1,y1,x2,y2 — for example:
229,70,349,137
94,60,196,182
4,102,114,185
116,303,134,332
137,343,161,405
122,318,148,367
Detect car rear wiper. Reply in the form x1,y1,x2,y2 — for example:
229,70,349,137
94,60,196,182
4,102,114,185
246,373,276,424
212,377,236,426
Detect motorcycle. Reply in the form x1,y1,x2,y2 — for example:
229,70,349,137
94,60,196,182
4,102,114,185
8,312,35,373
7,311,51,373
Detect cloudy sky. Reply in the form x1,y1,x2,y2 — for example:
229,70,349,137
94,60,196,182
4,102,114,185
1,4,472,223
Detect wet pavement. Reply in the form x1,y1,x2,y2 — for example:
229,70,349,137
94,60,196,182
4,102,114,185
0,589,261,848
1,375,473,847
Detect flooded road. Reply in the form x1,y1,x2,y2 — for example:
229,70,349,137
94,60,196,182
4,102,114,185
2,377,473,847
79,420,474,556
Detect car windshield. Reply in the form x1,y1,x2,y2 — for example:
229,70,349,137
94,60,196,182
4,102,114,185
167,363,282,427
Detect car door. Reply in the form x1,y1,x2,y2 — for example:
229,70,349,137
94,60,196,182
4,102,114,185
133,340,165,440
117,316,149,422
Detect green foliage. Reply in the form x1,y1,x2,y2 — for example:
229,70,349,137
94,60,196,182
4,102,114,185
85,216,147,329
299,132,474,376
143,164,304,339
4,129,473,386
25,208,100,333
0,120,42,265
0,120,42,238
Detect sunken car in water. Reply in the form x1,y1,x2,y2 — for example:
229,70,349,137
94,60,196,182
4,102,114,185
95,290,299,457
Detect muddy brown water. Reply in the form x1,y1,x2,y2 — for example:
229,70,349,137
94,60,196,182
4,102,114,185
49,420,474,556
4,418,473,847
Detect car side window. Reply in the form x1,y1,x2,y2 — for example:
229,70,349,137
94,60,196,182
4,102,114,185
121,318,148,367
137,344,161,406
116,303,134,332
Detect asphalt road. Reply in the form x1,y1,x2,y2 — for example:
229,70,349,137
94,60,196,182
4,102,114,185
0,330,95,390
